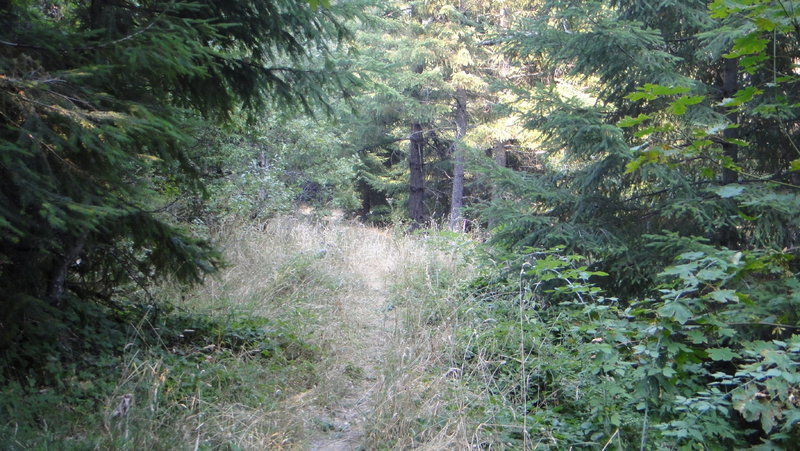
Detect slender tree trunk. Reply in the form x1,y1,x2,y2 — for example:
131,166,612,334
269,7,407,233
409,122,425,226
449,88,468,232
0,0,13,31
47,232,88,306
0,1,10,14
90,0,105,30
494,141,508,167
408,64,426,228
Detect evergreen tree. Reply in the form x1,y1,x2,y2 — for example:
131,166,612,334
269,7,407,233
489,0,800,294
0,0,356,372
467,2,800,446
335,1,450,226
342,0,531,227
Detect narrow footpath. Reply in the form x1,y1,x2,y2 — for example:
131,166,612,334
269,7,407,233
301,226,400,450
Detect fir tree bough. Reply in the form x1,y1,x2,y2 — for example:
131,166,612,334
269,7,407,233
0,0,355,374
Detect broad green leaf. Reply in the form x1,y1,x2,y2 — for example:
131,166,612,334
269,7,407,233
726,138,749,147
700,167,716,178
725,33,769,58
740,53,770,74
617,114,652,128
668,95,705,115
634,126,663,138
759,407,780,433
688,139,713,150
698,267,726,281
754,17,777,32
658,301,693,324
625,157,644,174
686,329,708,344
681,251,704,261
709,289,738,303
783,409,800,429
719,86,764,108
733,86,762,105
627,84,690,101
707,347,739,361
738,211,758,221
624,149,663,173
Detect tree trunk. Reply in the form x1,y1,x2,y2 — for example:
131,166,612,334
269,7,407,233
408,63,426,228
409,122,425,227
449,88,468,232
90,0,106,30
0,0,13,31
47,232,88,306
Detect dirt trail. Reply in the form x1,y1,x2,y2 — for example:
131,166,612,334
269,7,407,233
304,227,399,451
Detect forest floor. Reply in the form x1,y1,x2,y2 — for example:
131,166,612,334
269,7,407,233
0,216,478,450
298,222,398,450
194,215,474,450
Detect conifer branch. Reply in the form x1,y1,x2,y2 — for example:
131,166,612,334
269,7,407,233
776,0,800,44
662,36,695,43
1,1,172,52
0,39,48,50
74,2,172,51
356,137,411,153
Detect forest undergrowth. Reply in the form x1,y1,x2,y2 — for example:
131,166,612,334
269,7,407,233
0,215,483,450
5,215,800,449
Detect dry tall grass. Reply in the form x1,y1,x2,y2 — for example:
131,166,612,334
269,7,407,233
361,230,482,450
110,215,479,450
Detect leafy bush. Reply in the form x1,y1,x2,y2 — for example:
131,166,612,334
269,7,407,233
454,243,800,448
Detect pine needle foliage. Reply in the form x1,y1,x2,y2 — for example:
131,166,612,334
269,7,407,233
488,0,800,295
0,0,356,377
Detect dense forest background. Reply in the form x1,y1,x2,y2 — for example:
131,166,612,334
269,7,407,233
2,0,800,448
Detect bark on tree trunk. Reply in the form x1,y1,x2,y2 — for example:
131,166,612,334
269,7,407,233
408,63,426,228
0,0,14,31
408,122,425,227
47,231,88,306
90,0,105,30
722,58,739,185
449,88,467,232
493,141,508,168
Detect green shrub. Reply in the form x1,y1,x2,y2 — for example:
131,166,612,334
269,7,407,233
454,243,800,448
